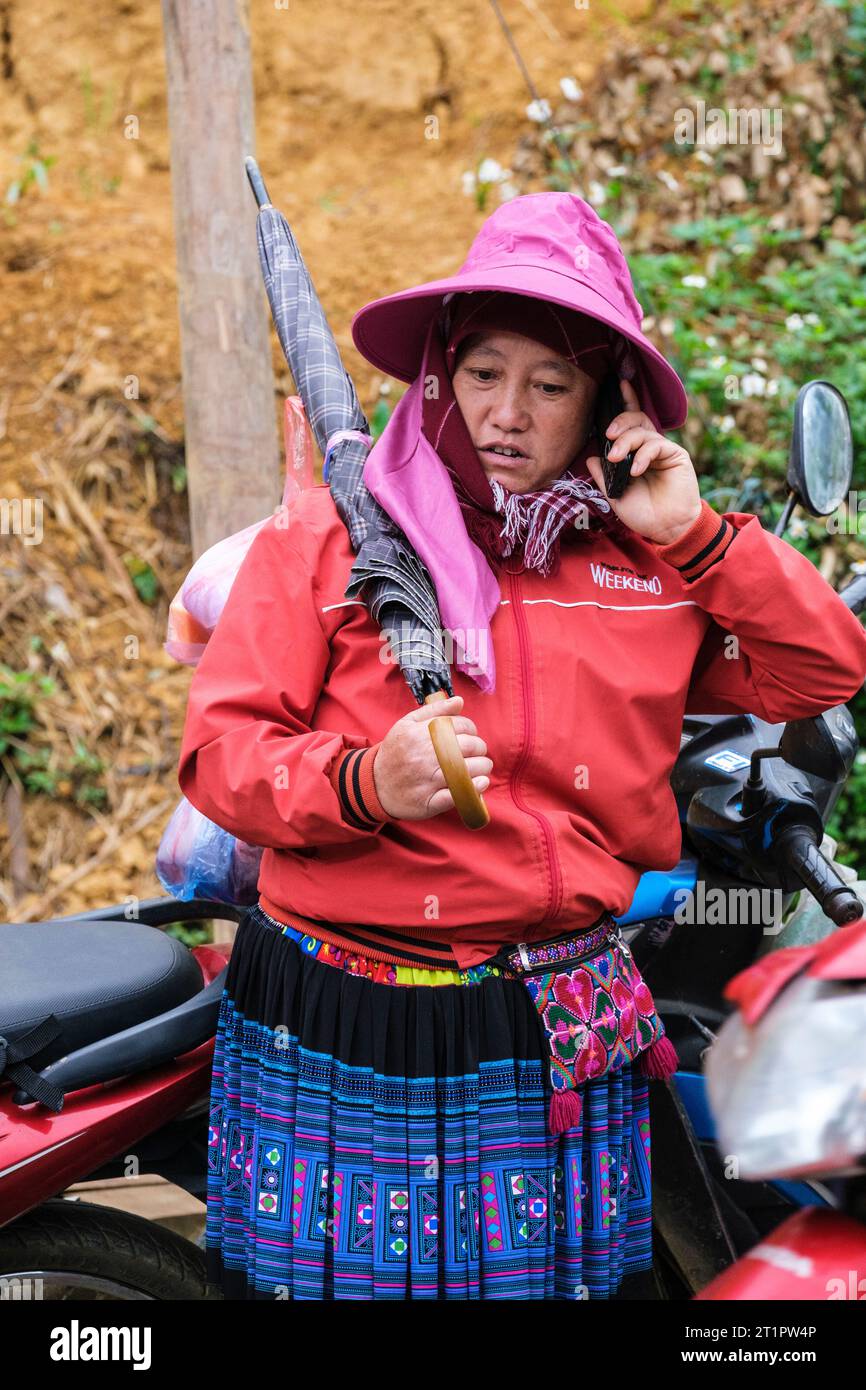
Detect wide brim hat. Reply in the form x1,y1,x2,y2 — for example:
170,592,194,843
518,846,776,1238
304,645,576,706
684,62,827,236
352,191,688,433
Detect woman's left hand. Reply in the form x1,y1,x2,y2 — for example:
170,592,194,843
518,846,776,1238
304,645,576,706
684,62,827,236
584,378,702,546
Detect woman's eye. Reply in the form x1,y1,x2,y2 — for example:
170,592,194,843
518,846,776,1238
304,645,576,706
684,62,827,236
466,369,564,395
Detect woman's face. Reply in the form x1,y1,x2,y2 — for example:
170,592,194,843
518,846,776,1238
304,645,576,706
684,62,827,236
451,329,600,494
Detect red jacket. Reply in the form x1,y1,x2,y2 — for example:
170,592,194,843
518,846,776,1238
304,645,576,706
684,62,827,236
177,486,866,970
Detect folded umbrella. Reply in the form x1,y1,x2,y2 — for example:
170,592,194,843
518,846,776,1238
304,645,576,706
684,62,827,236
244,157,453,704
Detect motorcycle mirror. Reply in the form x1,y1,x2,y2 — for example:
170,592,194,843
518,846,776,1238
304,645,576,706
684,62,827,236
786,380,853,519
778,706,857,783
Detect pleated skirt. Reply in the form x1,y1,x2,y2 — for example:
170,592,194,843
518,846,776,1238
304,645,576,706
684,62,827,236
204,903,654,1300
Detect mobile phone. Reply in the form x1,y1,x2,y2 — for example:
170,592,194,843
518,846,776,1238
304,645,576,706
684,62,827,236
594,374,635,499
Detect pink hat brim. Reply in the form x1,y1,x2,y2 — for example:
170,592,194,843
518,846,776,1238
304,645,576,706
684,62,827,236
352,264,688,432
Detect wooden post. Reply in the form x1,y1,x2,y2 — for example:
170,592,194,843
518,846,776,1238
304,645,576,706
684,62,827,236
161,0,280,559
162,0,279,944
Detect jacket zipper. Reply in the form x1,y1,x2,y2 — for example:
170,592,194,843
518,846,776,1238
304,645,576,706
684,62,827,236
506,563,564,922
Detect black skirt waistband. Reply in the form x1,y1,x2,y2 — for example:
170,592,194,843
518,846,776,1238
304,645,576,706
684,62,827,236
253,898,616,974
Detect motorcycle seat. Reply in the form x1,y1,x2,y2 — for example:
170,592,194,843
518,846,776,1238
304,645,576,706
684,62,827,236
0,920,203,1069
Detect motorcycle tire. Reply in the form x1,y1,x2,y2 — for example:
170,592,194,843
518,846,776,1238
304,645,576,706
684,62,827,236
0,1198,222,1301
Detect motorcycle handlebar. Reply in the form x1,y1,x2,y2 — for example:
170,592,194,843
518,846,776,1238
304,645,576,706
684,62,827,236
773,824,864,926
839,572,866,617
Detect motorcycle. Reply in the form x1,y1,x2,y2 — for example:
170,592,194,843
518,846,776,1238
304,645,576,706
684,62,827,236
0,898,243,1299
613,378,866,1298
0,380,861,1300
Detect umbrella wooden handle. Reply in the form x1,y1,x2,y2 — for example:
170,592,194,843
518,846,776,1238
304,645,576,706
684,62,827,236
424,690,491,830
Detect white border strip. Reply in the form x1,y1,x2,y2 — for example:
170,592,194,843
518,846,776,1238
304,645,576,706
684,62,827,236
322,598,700,614
511,598,700,611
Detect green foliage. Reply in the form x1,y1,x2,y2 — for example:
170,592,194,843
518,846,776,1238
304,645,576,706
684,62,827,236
79,66,117,135
163,920,213,948
76,166,122,200
824,0,866,90
622,205,866,860
11,739,107,808
11,746,56,796
628,216,866,491
0,664,55,755
826,763,866,865
0,663,107,806
123,553,159,604
826,689,866,864
465,160,512,213
5,138,57,205
370,397,392,442
75,68,121,197
69,742,108,807
694,65,725,96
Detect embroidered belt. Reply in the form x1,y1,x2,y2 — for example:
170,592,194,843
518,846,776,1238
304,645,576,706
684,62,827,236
253,897,618,988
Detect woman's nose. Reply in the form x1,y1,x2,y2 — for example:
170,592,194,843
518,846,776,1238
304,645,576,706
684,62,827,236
489,385,531,432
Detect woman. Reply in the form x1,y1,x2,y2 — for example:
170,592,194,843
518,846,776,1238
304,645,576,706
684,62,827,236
178,193,866,1300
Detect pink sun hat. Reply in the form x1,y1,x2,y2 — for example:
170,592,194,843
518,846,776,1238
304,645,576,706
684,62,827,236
351,191,688,432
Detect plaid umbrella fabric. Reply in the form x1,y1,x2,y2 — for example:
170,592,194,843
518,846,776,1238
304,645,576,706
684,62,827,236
246,157,453,703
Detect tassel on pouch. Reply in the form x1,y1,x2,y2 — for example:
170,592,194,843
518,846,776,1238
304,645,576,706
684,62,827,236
637,1033,679,1079
549,1087,584,1136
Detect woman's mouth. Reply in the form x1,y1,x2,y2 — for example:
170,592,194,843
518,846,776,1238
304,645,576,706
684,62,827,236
479,445,529,466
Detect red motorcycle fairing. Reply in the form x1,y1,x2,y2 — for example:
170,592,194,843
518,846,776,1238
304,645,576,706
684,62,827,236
723,917,866,1025
695,1207,866,1300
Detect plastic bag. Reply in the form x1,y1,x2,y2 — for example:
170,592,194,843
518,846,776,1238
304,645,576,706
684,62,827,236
165,518,271,666
155,796,264,906
164,396,315,667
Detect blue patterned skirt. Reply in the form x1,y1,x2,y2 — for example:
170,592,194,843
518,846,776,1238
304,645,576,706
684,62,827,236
205,903,654,1299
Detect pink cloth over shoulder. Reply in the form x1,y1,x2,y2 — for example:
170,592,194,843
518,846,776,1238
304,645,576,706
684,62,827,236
364,318,502,691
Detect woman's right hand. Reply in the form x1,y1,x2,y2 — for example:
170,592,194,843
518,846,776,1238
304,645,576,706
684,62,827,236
372,695,493,820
